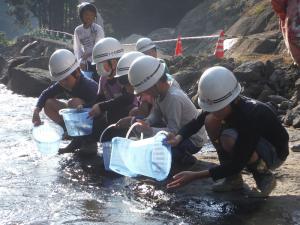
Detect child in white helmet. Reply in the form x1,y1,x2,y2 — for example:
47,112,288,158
136,37,170,74
128,55,207,166
133,37,178,117
88,38,138,141
74,2,104,80
167,66,289,198
32,49,98,155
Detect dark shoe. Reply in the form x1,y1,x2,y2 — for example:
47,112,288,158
212,173,244,192
58,138,82,154
247,159,276,197
78,141,98,156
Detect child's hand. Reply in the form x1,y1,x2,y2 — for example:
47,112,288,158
135,119,153,135
167,171,197,189
166,133,182,147
88,104,101,118
32,108,42,127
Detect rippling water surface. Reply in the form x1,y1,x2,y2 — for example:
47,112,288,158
0,84,189,225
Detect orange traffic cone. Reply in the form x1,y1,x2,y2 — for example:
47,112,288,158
175,34,183,56
214,30,225,59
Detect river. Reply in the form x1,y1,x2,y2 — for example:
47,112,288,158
0,84,189,225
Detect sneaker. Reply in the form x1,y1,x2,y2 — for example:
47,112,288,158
58,138,82,154
212,173,244,192
78,141,98,156
250,170,276,198
247,159,276,197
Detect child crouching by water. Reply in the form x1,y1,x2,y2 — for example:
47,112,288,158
167,66,289,198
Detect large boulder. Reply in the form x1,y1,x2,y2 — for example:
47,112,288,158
21,57,49,70
227,3,277,36
173,68,201,96
7,65,51,97
225,31,281,58
0,56,31,84
233,61,265,82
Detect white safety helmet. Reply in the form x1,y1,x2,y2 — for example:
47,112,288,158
92,37,124,64
198,66,241,112
115,51,144,78
136,37,156,53
128,55,166,94
49,49,79,81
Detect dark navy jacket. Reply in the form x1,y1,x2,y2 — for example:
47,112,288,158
178,96,289,180
36,74,98,109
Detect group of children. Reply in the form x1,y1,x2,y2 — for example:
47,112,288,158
32,2,289,198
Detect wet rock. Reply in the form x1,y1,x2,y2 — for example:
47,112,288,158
257,85,275,102
7,65,51,97
242,82,264,99
20,40,39,56
264,60,275,77
21,57,49,70
279,101,294,111
268,95,290,105
8,56,31,70
291,144,300,152
291,78,300,104
234,61,265,82
173,69,201,94
284,105,300,128
269,68,283,82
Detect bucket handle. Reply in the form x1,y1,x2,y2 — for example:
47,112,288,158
125,122,144,140
99,124,116,143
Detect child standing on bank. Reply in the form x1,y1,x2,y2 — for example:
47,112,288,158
74,2,105,81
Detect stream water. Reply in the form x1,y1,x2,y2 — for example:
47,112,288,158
0,84,189,225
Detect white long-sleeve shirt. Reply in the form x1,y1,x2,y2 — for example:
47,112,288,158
74,22,105,65
145,80,207,148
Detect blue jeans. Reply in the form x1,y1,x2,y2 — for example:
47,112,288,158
221,129,283,170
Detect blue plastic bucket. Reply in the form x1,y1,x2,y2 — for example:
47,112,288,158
32,123,64,156
59,108,93,137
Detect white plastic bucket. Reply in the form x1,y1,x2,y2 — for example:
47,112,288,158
59,108,93,137
32,123,64,156
110,123,171,181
